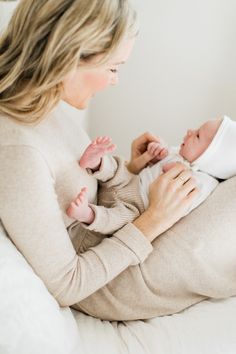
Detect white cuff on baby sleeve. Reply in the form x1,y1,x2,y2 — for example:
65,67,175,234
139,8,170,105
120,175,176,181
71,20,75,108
79,204,105,232
86,155,117,182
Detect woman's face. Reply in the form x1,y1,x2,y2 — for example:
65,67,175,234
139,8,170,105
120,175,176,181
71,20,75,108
62,38,135,109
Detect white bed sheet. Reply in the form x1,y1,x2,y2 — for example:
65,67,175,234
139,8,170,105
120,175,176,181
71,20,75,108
73,297,236,354
1,224,236,354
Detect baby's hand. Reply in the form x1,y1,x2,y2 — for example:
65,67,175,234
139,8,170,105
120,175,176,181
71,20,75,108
79,136,116,171
147,141,169,165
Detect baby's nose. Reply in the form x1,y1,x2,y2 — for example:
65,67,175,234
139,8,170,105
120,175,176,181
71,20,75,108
187,129,193,136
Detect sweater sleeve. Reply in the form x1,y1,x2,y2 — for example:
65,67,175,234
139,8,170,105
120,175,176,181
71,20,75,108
0,145,153,307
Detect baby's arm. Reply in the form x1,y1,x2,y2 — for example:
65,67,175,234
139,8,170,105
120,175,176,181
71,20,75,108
71,136,117,224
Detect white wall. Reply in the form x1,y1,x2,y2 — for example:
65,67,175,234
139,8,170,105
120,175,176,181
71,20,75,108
2,0,236,147
0,1,18,32
89,0,236,158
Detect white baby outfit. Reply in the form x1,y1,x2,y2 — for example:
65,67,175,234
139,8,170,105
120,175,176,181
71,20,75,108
139,147,219,215
140,115,236,213
83,115,236,234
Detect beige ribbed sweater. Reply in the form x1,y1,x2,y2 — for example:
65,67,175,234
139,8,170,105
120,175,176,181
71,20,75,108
0,103,153,308
1,103,236,321
82,155,146,234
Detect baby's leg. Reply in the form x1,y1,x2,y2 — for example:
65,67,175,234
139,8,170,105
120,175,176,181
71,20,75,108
79,136,116,170
66,187,95,224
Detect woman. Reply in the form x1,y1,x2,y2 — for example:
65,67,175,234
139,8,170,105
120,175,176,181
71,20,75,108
1,0,235,321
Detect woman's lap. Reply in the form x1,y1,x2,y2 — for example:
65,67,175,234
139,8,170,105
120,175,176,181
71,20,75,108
75,177,236,321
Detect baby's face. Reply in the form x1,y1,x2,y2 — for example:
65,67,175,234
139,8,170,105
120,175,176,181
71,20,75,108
179,118,222,163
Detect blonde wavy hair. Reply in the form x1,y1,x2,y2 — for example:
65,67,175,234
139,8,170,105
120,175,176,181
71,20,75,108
0,0,138,124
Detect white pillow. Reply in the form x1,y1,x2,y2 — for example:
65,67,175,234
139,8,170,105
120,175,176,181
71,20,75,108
0,223,83,354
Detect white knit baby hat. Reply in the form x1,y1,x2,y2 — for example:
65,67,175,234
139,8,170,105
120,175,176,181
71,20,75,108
191,116,236,179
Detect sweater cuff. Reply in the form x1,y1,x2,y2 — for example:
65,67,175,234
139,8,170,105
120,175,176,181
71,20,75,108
86,155,117,182
79,204,103,232
114,223,153,263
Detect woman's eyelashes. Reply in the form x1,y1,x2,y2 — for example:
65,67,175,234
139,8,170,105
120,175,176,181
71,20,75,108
110,68,118,73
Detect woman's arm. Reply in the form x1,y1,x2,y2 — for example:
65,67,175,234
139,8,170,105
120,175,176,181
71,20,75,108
0,145,153,307
0,145,198,306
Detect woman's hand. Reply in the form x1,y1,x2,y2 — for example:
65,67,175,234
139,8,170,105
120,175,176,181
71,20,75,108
126,132,168,174
133,163,199,242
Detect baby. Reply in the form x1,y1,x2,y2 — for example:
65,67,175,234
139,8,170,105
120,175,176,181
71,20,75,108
66,116,236,234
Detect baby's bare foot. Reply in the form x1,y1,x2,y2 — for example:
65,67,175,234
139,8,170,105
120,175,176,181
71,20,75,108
79,136,116,170
66,187,95,224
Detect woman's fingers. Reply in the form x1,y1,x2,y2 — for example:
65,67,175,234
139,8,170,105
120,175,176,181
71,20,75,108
163,162,188,179
174,169,193,186
185,187,199,202
180,177,197,195
164,164,198,196
133,132,160,148
128,150,155,174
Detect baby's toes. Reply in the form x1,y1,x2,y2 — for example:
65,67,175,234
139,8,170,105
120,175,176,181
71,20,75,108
66,202,77,217
76,194,84,205
81,186,87,194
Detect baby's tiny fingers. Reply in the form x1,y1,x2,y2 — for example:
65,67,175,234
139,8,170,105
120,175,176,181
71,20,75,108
101,136,112,144
107,143,116,152
160,148,168,157
153,146,163,156
148,142,161,155
96,136,105,144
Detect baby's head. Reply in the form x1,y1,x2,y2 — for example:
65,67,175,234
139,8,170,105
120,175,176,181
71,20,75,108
179,116,236,179
179,118,221,163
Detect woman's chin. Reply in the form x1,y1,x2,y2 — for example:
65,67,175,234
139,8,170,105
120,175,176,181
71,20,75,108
62,97,91,110
76,102,88,110
68,101,88,110
75,97,93,110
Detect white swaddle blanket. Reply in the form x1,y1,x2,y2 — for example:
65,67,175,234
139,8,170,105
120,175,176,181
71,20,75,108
139,147,219,214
